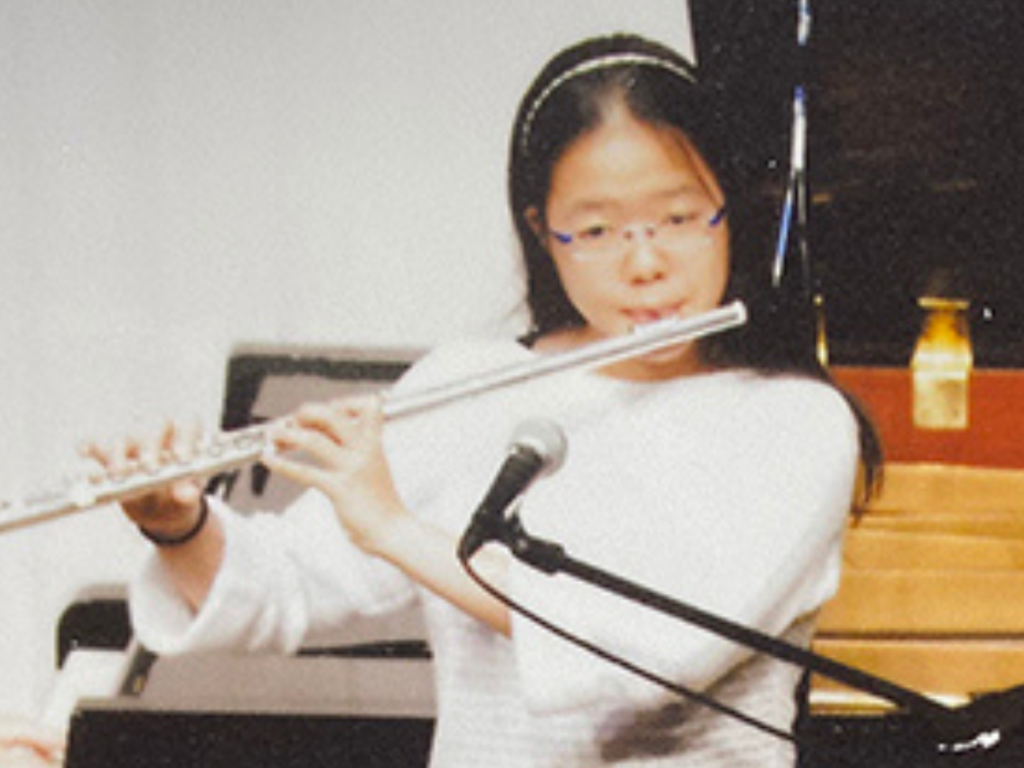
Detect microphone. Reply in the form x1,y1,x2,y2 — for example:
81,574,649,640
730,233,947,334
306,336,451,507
457,419,567,561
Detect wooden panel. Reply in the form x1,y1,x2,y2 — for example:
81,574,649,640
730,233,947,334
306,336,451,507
817,570,1024,635
842,528,1024,571
810,637,1024,704
809,451,1024,712
853,514,1024,539
868,463,1024,517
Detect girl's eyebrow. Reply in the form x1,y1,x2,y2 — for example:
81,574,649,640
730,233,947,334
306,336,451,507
649,184,716,203
561,199,615,218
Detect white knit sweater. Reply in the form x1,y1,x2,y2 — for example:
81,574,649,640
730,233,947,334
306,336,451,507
131,339,859,767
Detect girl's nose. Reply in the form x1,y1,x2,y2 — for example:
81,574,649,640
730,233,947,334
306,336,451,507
621,229,668,282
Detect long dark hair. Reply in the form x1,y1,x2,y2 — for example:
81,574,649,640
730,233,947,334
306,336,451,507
507,33,882,499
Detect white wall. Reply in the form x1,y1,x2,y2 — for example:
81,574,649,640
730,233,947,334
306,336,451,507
0,1,692,716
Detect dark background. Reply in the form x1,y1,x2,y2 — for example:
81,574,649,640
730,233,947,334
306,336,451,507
690,0,1023,366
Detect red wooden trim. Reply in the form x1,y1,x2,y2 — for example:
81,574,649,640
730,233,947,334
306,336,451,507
834,368,1024,468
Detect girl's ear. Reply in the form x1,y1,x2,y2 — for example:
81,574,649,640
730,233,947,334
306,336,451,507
524,206,546,244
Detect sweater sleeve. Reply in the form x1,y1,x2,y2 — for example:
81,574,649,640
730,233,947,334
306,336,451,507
130,490,417,656
129,339,526,657
508,376,860,713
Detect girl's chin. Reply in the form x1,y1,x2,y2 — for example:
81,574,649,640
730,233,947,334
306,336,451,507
601,341,705,381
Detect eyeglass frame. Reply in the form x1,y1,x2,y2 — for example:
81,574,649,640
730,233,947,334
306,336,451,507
547,206,727,263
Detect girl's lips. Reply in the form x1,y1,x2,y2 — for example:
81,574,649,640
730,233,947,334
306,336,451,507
623,306,681,326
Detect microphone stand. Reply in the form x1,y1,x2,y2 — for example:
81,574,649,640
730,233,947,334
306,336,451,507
495,518,1021,758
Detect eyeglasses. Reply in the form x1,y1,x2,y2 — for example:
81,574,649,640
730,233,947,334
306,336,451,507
550,206,726,263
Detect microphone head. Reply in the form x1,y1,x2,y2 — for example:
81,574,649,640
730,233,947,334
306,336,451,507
510,419,567,476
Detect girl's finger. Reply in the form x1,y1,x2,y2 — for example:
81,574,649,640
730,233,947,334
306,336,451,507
271,423,345,467
163,419,202,463
170,479,202,507
261,451,328,492
79,440,109,466
292,402,362,447
103,437,134,477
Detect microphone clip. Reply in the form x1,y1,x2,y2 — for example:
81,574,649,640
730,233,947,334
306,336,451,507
505,518,566,574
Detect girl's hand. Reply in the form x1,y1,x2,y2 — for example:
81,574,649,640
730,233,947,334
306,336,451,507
81,421,206,541
267,395,512,635
263,395,407,554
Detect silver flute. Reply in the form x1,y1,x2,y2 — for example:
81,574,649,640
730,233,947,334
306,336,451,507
0,301,746,535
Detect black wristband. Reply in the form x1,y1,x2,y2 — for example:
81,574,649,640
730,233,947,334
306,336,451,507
138,496,210,547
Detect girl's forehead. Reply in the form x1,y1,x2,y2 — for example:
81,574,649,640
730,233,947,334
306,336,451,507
547,111,722,210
